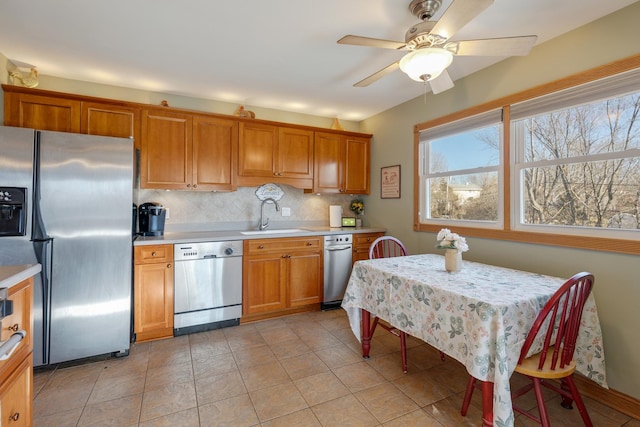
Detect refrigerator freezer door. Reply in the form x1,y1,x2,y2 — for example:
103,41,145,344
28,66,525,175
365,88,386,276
0,127,35,237
38,131,133,364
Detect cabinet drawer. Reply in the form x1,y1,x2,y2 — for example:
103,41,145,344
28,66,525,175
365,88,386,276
245,237,322,255
134,245,174,264
354,232,384,248
0,280,33,379
0,355,32,427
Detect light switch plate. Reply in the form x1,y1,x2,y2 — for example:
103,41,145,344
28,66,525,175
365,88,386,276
281,207,291,217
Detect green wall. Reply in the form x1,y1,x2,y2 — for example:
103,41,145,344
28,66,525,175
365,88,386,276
361,2,640,399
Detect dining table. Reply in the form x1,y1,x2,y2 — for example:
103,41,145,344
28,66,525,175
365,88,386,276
341,253,607,427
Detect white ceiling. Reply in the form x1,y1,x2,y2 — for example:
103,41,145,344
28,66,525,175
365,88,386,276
1,0,637,120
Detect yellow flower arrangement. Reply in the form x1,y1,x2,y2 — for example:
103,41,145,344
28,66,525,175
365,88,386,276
350,199,364,216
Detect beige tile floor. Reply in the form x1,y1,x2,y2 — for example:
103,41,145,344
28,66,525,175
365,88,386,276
33,309,639,426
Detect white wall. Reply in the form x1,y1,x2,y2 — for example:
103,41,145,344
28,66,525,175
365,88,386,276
34,75,362,133
361,2,640,399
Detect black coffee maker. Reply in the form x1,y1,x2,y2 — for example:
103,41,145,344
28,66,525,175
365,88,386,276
138,202,166,236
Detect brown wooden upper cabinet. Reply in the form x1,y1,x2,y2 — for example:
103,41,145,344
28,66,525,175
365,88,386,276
4,90,81,133
140,109,237,191
3,86,140,148
193,115,237,191
81,102,141,150
237,122,314,189
313,132,370,194
2,86,372,193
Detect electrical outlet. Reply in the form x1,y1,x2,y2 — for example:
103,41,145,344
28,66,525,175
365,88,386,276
281,207,291,217
165,208,170,219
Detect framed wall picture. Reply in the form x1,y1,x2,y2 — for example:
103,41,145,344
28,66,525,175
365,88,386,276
381,165,401,199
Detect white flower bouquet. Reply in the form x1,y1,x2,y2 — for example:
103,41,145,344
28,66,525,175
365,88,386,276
435,228,469,253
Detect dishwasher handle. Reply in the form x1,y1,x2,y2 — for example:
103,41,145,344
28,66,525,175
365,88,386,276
0,330,26,361
325,245,352,252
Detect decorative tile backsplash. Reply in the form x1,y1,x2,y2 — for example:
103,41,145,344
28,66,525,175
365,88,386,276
135,185,358,232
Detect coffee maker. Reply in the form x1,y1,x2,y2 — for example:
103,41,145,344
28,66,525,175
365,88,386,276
138,202,166,236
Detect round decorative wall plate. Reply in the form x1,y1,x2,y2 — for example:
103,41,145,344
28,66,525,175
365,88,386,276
255,183,284,201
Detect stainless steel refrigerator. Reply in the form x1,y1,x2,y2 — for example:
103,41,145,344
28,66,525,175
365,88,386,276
0,125,133,367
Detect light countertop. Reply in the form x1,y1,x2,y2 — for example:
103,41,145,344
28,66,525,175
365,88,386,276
134,226,386,246
0,264,42,289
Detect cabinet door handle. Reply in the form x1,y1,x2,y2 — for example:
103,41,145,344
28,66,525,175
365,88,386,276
9,412,20,421
151,251,157,257
282,254,287,258
167,263,172,268
7,323,19,332
193,184,198,188
258,245,265,249
186,183,192,188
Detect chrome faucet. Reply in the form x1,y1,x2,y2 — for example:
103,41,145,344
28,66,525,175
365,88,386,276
259,198,280,231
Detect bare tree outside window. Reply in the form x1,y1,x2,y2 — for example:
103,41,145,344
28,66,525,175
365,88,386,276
516,93,640,230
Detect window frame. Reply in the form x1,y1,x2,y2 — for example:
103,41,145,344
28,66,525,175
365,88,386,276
413,54,640,255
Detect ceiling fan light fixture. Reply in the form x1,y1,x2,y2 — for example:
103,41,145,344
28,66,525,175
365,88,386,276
399,47,453,82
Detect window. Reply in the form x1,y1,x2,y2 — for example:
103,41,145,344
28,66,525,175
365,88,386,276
512,71,640,238
418,110,503,228
414,57,640,253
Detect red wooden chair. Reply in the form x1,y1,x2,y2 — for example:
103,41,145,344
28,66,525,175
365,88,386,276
461,272,595,426
368,236,411,372
368,236,407,259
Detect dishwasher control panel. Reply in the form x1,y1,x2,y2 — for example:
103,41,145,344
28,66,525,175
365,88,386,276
174,240,243,261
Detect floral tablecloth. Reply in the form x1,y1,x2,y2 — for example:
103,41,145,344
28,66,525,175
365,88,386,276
342,254,607,427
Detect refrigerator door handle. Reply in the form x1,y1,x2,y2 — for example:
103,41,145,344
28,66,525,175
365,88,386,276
32,131,50,241
32,237,53,365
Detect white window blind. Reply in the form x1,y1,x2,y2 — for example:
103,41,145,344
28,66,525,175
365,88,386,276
419,109,503,142
511,67,640,120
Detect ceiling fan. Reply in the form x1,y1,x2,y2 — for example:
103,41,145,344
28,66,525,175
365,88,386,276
338,0,537,94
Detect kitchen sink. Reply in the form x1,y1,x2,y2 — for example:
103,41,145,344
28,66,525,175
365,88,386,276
240,228,307,235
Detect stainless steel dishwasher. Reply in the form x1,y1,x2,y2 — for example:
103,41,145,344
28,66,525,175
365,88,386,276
174,240,243,336
322,234,353,310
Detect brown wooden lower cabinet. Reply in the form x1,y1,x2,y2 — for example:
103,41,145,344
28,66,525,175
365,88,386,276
0,278,34,427
352,232,385,264
0,355,32,427
134,245,174,342
242,237,323,322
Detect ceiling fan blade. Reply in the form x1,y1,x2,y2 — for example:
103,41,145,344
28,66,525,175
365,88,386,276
429,70,455,94
431,0,494,41
338,35,407,50
447,35,538,56
354,61,400,87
